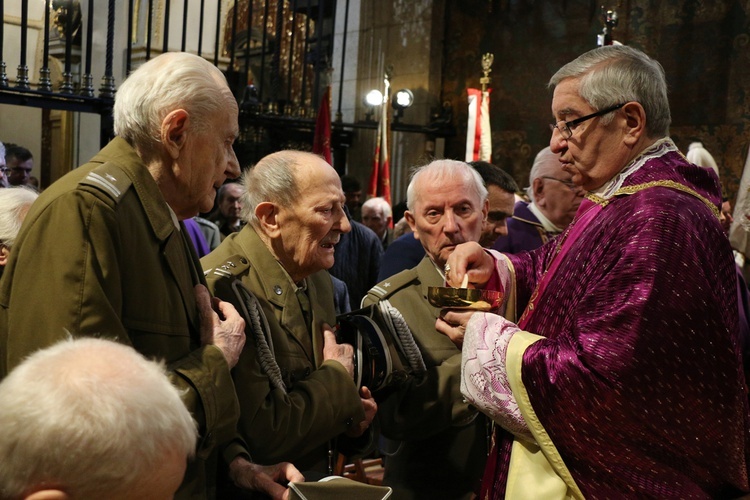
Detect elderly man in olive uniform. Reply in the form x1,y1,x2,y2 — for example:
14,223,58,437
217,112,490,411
362,159,493,499
202,150,377,479
0,52,301,499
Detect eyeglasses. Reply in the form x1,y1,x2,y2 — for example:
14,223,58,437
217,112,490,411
540,176,580,192
549,102,626,140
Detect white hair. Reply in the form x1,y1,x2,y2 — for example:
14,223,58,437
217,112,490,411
0,338,197,499
0,187,38,248
527,147,560,202
362,196,392,219
406,159,487,210
114,52,233,152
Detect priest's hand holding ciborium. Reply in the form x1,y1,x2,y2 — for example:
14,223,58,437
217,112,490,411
433,242,507,348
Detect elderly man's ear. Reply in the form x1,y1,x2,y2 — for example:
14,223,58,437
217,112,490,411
161,109,190,159
0,245,10,267
255,202,282,238
621,101,647,145
532,178,546,207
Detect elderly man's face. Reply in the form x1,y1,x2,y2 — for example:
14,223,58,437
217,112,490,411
550,78,628,191
362,205,390,238
219,183,244,221
480,185,515,247
176,93,240,218
406,173,487,268
535,165,584,229
275,158,351,282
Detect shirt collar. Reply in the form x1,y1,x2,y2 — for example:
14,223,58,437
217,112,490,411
591,137,676,198
527,202,563,233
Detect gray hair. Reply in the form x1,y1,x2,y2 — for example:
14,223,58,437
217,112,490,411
406,159,487,210
240,150,316,226
114,52,232,152
0,187,38,248
528,147,559,202
549,45,671,138
362,196,392,219
0,337,197,499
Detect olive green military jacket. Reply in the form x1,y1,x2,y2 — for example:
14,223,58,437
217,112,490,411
362,256,487,499
0,138,241,499
201,225,366,474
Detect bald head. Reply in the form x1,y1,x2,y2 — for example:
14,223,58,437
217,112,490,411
241,150,318,226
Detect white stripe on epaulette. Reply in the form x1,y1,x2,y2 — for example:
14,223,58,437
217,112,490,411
213,268,232,278
85,172,122,198
370,285,389,297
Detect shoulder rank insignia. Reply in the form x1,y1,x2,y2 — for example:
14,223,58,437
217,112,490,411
79,163,132,203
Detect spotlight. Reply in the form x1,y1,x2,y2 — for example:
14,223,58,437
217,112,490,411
392,89,414,109
365,89,384,107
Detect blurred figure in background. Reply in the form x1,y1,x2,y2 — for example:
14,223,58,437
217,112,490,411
4,144,34,187
362,196,393,249
493,147,584,254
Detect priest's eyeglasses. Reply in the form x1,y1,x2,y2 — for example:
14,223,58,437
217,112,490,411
549,102,626,140
540,176,579,192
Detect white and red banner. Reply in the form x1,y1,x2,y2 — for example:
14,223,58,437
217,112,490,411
465,88,492,162
368,81,392,206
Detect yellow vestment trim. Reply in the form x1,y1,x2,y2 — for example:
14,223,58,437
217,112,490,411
585,180,720,219
497,253,517,322
505,331,584,499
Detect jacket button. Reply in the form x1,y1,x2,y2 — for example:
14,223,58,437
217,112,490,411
346,417,354,427
274,285,283,295
240,257,248,265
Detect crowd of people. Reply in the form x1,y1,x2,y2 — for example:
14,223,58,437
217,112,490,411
0,44,748,500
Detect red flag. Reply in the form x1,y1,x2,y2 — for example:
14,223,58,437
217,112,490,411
368,81,392,207
313,86,332,164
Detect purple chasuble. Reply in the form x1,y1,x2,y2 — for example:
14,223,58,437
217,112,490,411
483,140,750,498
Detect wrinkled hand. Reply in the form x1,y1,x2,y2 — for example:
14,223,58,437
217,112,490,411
322,323,354,378
229,456,304,500
195,284,246,369
444,242,495,289
346,386,377,437
436,309,477,348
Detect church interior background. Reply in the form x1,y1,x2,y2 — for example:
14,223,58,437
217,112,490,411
1,0,749,206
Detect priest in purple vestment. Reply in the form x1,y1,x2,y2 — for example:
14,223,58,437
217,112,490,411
436,45,750,498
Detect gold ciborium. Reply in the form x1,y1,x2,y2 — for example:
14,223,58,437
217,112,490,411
427,287,502,311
